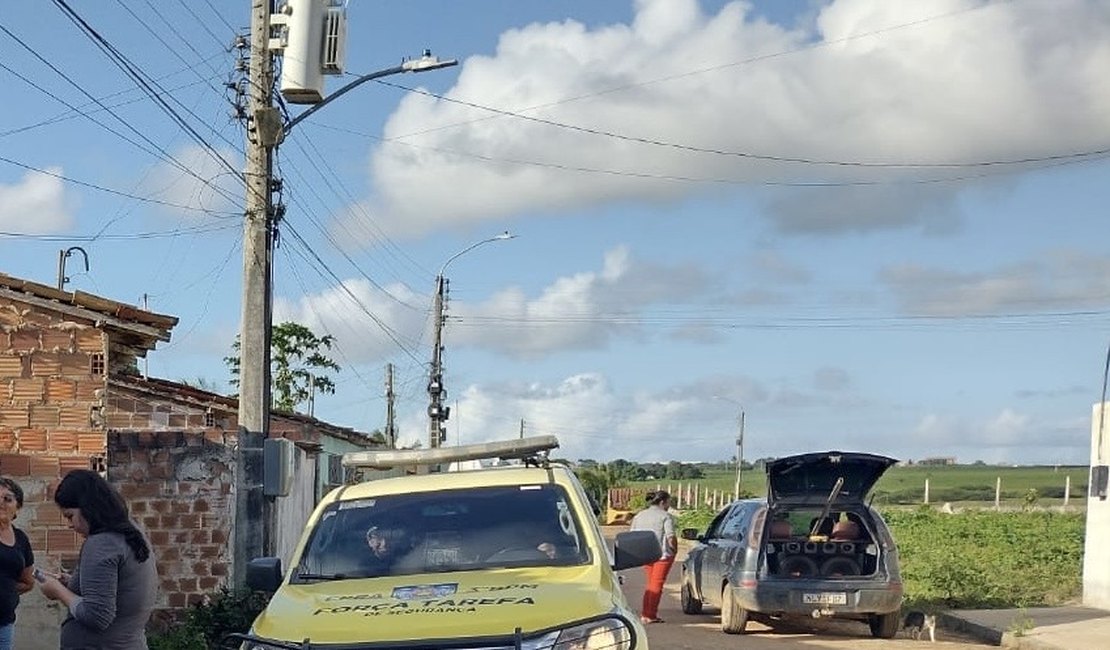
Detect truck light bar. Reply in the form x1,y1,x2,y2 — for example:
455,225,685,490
342,435,560,470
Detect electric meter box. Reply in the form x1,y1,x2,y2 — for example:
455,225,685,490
263,437,296,497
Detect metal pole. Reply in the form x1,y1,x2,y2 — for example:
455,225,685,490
235,0,277,585
56,250,65,290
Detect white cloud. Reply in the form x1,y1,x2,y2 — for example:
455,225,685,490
276,246,713,362
138,144,242,220
336,0,1110,240
880,249,1110,315
0,169,74,232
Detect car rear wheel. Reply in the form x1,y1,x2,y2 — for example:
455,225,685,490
720,584,749,634
680,578,702,614
869,612,899,638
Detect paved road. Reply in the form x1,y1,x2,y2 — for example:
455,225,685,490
607,528,995,649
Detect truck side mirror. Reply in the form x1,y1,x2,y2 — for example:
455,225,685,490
612,530,661,571
246,557,283,592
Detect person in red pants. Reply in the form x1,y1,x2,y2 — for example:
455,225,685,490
630,490,677,624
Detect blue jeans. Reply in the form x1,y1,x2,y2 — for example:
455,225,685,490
0,622,12,650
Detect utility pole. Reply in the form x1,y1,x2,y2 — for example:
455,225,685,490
519,418,525,439
385,363,396,448
235,0,283,586
427,275,448,449
735,410,745,500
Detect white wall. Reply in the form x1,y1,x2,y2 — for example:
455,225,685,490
1083,402,1110,610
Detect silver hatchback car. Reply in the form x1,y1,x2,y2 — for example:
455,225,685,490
679,451,904,637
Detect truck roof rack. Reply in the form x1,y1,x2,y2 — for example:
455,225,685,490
342,435,560,470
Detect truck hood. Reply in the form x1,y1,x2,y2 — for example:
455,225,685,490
251,564,621,645
766,451,897,506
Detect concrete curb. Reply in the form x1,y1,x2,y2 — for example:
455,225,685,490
938,611,1076,650
937,612,1002,646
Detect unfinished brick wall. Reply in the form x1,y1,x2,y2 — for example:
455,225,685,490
108,431,234,610
0,297,106,571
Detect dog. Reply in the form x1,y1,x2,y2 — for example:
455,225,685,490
903,610,936,642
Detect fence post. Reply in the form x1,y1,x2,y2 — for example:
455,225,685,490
694,483,700,509
995,477,1001,510
1064,475,1071,508
924,478,930,504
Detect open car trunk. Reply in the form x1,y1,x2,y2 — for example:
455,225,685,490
759,505,883,579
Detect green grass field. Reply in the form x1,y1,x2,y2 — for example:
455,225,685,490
630,464,1089,508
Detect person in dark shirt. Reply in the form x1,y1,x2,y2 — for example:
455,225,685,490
0,477,34,650
361,526,409,575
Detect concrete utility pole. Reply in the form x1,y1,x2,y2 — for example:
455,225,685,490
235,0,283,586
425,233,514,451
735,409,745,500
427,275,448,449
385,363,396,448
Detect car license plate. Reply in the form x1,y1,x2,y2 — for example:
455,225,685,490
803,592,847,605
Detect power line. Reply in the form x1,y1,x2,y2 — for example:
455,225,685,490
383,79,1110,172
0,20,241,206
0,223,237,241
50,0,243,183
0,156,240,217
279,221,427,366
0,64,223,139
276,147,426,311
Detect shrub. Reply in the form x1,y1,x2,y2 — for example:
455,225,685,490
149,588,269,650
884,508,1084,610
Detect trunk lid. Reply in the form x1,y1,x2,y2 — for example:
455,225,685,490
766,451,897,506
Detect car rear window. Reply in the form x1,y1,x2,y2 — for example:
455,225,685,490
293,484,590,581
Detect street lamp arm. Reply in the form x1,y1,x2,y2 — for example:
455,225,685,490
438,232,515,277
285,53,458,133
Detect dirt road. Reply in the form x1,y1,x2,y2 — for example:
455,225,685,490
609,528,994,649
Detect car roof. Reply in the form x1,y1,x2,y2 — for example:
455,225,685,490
327,464,577,503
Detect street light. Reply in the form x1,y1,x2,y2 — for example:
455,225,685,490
284,51,458,133
714,396,745,501
428,232,516,449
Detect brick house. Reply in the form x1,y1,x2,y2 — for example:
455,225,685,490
0,273,382,644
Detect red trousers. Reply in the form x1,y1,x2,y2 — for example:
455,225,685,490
641,555,675,620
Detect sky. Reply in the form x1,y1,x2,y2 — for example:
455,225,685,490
3,0,1110,466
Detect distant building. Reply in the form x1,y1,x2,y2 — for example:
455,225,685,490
918,456,958,466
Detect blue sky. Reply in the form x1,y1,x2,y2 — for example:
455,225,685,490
3,0,1109,465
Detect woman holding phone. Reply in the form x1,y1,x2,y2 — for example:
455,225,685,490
0,477,34,650
38,470,157,650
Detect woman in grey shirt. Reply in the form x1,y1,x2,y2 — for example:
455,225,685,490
39,470,158,649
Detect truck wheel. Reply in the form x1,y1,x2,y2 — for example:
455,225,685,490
681,579,702,614
869,612,899,638
720,584,749,634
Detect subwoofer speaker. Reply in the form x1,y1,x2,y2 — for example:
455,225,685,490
820,556,861,577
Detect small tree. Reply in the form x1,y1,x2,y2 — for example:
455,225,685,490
225,322,341,414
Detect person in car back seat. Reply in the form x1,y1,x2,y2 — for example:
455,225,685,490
830,520,860,540
770,519,793,539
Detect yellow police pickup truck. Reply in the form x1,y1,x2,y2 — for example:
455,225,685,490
230,436,660,649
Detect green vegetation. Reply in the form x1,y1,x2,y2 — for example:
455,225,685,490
888,508,1084,610
148,588,268,650
628,463,1088,507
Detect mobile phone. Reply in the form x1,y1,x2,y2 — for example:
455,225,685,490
32,568,46,583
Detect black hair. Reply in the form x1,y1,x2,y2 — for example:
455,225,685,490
54,470,150,562
648,490,670,506
0,478,24,508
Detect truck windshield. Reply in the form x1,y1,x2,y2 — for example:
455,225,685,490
292,484,590,582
